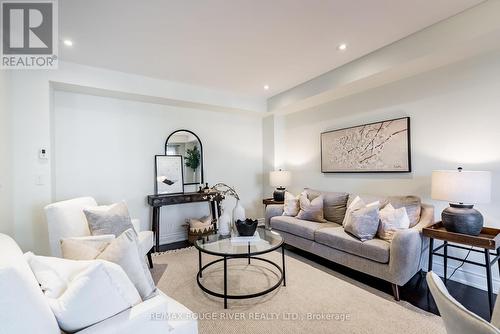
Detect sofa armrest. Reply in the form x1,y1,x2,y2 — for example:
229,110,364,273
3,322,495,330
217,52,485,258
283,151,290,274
389,228,424,285
388,204,434,285
413,203,435,231
77,291,197,334
265,204,284,229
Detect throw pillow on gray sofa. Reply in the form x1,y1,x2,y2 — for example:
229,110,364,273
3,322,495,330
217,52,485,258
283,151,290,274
347,194,421,227
344,201,380,241
305,189,348,224
282,191,300,216
296,192,326,223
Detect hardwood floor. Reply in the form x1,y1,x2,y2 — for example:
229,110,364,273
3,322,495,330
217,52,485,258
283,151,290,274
285,244,496,322
158,240,496,321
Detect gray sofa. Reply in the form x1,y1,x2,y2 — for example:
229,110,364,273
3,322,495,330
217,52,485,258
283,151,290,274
266,189,435,300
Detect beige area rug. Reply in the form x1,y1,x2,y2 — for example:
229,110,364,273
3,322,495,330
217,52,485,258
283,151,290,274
152,247,445,334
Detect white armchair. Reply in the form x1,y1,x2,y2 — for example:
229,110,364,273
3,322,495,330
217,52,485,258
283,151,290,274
427,271,500,334
45,197,154,268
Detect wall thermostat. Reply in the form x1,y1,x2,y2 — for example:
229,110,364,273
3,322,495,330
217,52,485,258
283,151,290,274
39,148,48,160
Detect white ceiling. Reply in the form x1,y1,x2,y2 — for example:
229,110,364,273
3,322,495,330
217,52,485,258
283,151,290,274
59,0,484,98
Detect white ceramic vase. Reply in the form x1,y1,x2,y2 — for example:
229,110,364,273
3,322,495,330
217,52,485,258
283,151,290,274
232,200,246,228
218,209,231,236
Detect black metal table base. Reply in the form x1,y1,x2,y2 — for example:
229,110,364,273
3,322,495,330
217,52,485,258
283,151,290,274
428,239,500,316
197,246,286,309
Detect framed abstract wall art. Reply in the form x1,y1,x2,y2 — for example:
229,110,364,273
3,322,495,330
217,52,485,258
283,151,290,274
321,117,411,173
155,155,184,194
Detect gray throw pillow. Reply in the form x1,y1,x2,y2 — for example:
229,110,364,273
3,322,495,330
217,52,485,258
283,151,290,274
344,202,380,242
296,192,326,223
84,201,135,237
97,229,156,300
306,189,348,224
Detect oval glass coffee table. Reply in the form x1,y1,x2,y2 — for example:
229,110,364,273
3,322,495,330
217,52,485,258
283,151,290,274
195,228,285,309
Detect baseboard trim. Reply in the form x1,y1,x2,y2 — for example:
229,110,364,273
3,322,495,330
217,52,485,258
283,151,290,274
159,231,187,245
431,261,500,292
158,217,266,245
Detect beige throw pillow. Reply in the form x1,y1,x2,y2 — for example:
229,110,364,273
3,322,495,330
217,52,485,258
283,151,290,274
344,201,380,242
282,191,300,216
296,192,325,223
60,235,115,260
97,229,156,300
378,203,410,241
84,201,135,237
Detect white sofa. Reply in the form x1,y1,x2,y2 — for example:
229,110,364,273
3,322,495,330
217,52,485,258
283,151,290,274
45,197,154,267
0,233,198,334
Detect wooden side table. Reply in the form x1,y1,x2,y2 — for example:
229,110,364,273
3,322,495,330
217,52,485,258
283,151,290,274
262,198,284,206
423,222,500,315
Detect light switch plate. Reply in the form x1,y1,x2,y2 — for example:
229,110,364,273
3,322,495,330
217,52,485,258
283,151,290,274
39,148,48,160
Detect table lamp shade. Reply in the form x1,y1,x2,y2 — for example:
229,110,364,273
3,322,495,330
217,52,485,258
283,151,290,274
269,170,291,188
431,170,491,204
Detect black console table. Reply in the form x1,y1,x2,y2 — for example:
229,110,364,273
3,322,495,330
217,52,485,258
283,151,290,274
147,191,224,252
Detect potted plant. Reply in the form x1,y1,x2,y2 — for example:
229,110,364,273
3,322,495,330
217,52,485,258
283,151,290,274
185,145,200,181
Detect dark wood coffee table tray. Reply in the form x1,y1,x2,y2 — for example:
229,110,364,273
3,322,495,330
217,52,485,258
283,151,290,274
423,222,500,250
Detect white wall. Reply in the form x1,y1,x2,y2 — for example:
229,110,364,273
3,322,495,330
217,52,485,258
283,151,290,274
6,61,265,255
53,91,263,244
278,49,500,291
0,70,12,235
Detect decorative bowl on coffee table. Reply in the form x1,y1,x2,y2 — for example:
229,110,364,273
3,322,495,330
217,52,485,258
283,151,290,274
235,218,258,236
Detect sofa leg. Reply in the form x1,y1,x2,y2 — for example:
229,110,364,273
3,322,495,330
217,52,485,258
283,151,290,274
147,250,154,269
391,284,400,301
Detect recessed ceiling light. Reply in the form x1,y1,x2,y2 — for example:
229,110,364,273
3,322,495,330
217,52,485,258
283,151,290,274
63,39,73,47
337,43,347,51
264,85,270,90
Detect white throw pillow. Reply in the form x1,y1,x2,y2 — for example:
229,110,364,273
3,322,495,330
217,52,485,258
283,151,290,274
282,191,300,216
48,261,142,333
342,196,366,227
378,203,410,241
24,252,93,298
97,229,156,300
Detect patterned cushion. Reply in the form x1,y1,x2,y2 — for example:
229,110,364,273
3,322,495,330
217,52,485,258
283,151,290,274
344,201,380,242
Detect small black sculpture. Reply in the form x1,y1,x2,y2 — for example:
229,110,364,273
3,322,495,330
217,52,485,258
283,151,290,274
162,179,175,186
235,219,258,237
